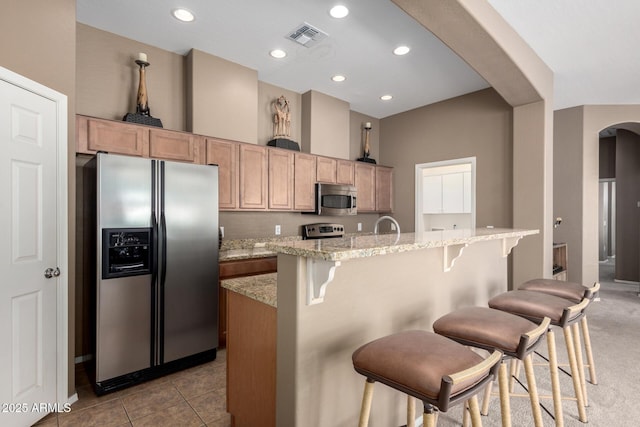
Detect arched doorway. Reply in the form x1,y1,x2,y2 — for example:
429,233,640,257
597,124,640,287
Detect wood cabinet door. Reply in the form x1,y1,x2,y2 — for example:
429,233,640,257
355,162,376,212
149,128,202,163
207,138,238,210
336,159,355,185
294,152,317,211
239,144,268,210
268,148,294,210
85,117,149,156
316,156,336,183
375,166,394,213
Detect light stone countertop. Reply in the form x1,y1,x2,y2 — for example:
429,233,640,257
221,273,277,308
265,228,539,262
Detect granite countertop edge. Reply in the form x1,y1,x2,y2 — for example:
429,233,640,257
221,272,277,308
263,228,539,262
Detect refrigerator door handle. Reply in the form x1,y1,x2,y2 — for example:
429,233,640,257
150,160,159,366
158,161,167,364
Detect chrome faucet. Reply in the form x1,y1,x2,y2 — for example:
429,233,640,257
374,215,400,236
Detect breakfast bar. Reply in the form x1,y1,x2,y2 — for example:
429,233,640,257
225,228,537,427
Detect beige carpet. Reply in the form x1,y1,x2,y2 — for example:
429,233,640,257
432,260,640,426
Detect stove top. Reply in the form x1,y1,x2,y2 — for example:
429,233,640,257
302,223,345,239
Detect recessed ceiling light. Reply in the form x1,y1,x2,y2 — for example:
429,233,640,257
270,49,287,59
172,8,195,22
331,75,346,82
329,5,349,19
380,95,393,101
393,45,410,56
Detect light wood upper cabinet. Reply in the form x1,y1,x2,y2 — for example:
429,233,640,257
239,144,268,210
316,156,336,183
77,115,204,163
206,138,239,210
294,152,317,211
268,148,294,210
149,128,205,164
375,166,393,213
78,115,148,157
336,159,355,185
355,162,376,212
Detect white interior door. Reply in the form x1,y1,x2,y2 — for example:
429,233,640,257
0,72,63,426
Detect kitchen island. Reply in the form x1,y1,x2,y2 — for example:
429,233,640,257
228,228,537,427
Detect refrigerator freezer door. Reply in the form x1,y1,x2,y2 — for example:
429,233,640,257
161,161,219,363
96,154,153,382
95,275,152,382
97,153,152,228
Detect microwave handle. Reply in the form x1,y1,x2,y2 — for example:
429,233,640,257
351,195,356,208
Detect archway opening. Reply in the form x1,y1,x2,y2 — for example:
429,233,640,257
597,123,640,289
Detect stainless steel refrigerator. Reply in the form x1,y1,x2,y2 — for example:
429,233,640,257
87,152,219,394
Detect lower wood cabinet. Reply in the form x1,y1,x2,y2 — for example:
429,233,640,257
226,291,276,427
218,257,277,348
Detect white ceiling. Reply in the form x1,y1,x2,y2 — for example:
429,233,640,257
76,0,640,119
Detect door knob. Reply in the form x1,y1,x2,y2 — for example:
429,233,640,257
44,267,60,279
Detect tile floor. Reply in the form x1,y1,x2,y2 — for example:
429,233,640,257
33,350,230,427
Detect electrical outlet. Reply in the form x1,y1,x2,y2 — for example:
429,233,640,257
357,223,362,231
275,225,281,235
220,226,224,238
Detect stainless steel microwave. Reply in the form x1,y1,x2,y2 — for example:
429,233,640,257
315,183,357,216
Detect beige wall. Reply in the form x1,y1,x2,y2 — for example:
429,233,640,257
555,105,640,285
77,24,185,131
1,0,77,399
301,90,350,159
392,0,554,287
187,49,258,143
381,88,513,234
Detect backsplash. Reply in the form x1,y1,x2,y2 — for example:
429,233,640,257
219,211,381,241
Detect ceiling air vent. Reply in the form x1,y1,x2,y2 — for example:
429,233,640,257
286,22,328,47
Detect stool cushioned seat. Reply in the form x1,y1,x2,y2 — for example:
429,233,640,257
433,307,541,356
352,330,485,403
488,290,582,325
519,279,594,303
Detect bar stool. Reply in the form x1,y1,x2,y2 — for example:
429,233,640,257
519,279,599,388
488,290,590,423
352,330,502,427
433,307,556,427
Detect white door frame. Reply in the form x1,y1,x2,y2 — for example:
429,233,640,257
415,156,476,234
0,66,72,406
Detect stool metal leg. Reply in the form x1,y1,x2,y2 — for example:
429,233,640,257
407,395,415,427
358,379,375,427
581,316,598,384
563,326,587,422
497,361,512,427
547,330,564,427
523,353,543,427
